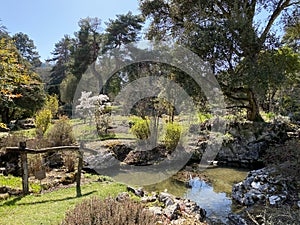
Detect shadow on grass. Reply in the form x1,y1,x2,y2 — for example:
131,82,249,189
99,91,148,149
1,196,23,206
1,191,96,207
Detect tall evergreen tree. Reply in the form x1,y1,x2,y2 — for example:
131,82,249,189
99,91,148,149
47,35,73,99
12,32,42,68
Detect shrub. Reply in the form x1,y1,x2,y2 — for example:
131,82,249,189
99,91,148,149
198,112,213,123
261,111,276,122
164,122,182,152
62,196,160,225
28,154,44,176
44,94,59,118
62,151,77,172
130,118,150,140
35,109,52,136
46,116,75,147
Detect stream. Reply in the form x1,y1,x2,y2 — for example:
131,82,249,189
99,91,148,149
144,167,249,224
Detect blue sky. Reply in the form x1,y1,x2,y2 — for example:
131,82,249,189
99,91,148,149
1,0,140,61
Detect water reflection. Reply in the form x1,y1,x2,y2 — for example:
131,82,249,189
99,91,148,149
145,177,231,223
186,178,231,223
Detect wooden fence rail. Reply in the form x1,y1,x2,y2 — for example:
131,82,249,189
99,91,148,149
6,142,84,197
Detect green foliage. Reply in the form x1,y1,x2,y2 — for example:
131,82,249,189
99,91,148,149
46,116,75,146
140,0,299,121
129,117,150,140
47,35,73,98
0,37,45,124
223,132,234,143
35,109,52,136
103,12,144,51
198,112,213,123
164,122,182,152
62,196,160,225
44,94,59,118
282,16,300,53
60,73,78,104
0,174,41,193
261,111,276,122
12,32,41,67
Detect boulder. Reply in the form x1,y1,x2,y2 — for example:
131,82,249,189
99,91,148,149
232,166,290,207
129,187,206,223
83,152,120,174
210,121,293,168
123,145,167,166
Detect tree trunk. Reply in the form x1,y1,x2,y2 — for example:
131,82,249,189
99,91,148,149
246,89,264,122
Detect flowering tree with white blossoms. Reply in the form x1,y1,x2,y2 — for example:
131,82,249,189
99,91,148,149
76,91,111,135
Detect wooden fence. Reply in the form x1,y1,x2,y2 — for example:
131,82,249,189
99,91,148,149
6,142,84,197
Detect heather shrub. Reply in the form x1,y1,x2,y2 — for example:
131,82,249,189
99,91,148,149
46,116,75,147
62,196,160,225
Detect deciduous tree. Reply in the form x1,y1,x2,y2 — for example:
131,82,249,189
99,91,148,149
0,37,44,124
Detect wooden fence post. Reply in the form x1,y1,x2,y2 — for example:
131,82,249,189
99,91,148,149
20,142,29,195
76,146,83,197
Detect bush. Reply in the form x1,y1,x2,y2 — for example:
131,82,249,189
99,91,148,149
198,112,213,123
130,118,150,140
62,151,77,172
62,196,160,225
261,111,276,122
44,94,59,118
46,116,75,147
35,109,52,136
28,154,44,176
164,122,182,152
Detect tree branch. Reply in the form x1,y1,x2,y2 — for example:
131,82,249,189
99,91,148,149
260,0,291,43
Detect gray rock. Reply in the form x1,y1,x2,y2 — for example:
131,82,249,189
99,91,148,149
158,192,172,202
126,186,144,197
84,152,120,173
163,203,179,220
165,197,174,206
232,167,289,207
269,195,281,205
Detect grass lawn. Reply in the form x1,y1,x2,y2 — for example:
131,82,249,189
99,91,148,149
0,181,127,225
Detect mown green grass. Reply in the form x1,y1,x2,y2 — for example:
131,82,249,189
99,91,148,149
0,181,127,225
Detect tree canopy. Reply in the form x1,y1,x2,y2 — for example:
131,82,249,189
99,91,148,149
0,37,44,124
140,0,300,121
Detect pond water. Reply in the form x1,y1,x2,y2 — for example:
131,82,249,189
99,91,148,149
144,167,249,224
